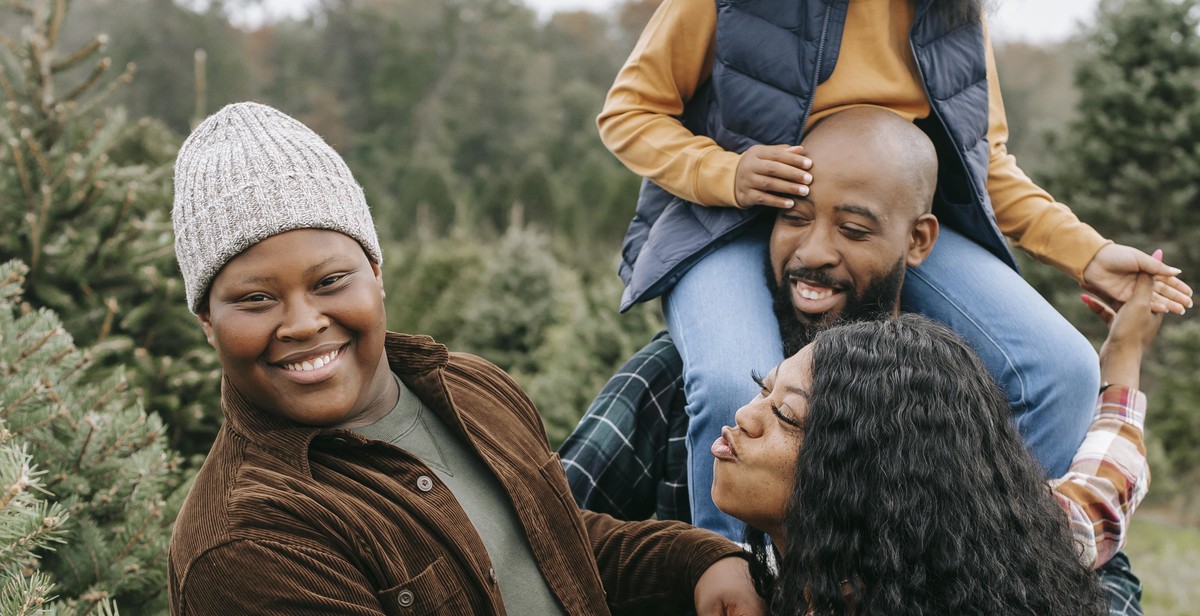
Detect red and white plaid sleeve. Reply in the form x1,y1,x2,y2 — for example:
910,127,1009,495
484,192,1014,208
1049,386,1149,569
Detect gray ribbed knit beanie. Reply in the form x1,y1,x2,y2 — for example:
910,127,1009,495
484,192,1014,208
172,101,382,313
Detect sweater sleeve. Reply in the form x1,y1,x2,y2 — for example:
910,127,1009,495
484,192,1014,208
596,0,742,207
1048,387,1149,570
982,24,1111,281
580,508,749,614
174,540,388,615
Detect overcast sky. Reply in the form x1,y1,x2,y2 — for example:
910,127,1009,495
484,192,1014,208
520,0,1102,42
252,0,1101,43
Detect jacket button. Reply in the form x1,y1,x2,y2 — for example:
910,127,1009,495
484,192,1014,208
397,589,414,607
416,475,433,492
488,567,498,585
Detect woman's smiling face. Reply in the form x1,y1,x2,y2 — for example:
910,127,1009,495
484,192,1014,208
198,229,396,428
711,346,813,543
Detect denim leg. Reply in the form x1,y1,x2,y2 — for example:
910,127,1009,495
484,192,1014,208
900,226,1099,477
1096,551,1143,616
663,225,783,541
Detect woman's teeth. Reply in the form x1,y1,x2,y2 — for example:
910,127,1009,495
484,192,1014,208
283,348,341,371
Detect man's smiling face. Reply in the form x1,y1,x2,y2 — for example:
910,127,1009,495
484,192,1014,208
767,108,939,353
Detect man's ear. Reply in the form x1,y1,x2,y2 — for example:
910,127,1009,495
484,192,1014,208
196,311,216,348
906,214,939,267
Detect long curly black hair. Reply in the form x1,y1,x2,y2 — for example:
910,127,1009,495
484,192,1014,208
747,314,1105,615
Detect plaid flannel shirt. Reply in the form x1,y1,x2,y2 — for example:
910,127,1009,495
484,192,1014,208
1050,385,1149,568
559,332,691,523
560,333,1150,570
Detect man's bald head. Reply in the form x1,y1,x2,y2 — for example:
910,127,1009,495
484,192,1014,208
767,106,940,355
803,106,938,218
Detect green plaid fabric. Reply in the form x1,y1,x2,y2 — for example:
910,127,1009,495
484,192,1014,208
558,332,690,523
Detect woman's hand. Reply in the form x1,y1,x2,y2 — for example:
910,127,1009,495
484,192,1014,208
734,144,813,209
694,556,766,616
1082,244,1193,315
1081,273,1165,392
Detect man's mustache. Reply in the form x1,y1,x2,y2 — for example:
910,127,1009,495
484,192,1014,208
782,266,852,295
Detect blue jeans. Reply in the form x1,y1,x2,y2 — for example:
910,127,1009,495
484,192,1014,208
663,223,782,541
900,226,1098,477
664,223,1098,541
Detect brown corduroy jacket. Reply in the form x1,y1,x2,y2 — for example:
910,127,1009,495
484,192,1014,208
169,332,744,615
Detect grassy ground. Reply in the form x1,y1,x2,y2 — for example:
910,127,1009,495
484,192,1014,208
1123,511,1200,615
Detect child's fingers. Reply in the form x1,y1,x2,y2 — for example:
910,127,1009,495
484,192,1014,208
783,145,813,170
763,148,813,176
757,160,812,188
740,189,796,209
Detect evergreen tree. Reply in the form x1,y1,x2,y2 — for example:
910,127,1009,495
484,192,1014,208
382,224,664,446
0,430,71,613
0,0,221,456
1044,0,1200,508
1,260,179,614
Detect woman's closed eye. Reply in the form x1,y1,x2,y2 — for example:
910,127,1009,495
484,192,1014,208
772,404,804,430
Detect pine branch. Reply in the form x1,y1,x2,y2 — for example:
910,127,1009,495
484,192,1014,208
10,326,60,372
9,139,36,201
62,57,111,104
72,417,96,471
0,511,65,565
12,408,67,437
94,297,116,344
84,378,126,416
112,501,161,565
0,62,19,103
0,461,32,512
5,0,35,15
47,0,67,51
18,129,51,177
95,415,145,461
60,63,134,125
51,35,105,74
0,268,26,300
1,383,43,421
26,13,52,115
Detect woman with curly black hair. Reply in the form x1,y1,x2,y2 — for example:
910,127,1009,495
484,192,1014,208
711,275,1162,615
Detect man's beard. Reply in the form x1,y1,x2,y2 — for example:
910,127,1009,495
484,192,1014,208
767,257,906,356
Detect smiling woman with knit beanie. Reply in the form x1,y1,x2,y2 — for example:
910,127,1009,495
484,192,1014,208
167,102,766,616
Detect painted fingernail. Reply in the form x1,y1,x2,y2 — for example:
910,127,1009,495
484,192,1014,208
1152,248,1163,260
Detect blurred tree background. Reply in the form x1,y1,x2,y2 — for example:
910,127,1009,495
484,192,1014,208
1,0,1198,611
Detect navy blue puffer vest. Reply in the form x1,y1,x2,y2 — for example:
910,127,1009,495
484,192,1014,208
617,0,1017,311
